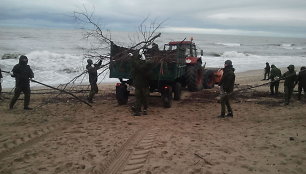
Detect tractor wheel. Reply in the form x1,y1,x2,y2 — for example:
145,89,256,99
203,70,215,89
116,84,129,105
173,82,182,100
161,87,172,108
186,65,203,91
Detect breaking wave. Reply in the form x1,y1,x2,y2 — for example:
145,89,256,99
215,42,241,47
267,43,303,50
220,51,251,58
280,43,304,50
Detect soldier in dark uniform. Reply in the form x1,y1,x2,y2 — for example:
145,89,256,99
282,64,297,105
86,59,102,103
218,60,235,118
9,55,34,110
263,62,270,80
131,49,152,116
295,66,306,100
269,64,282,95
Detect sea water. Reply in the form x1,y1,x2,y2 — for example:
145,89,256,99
0,27,306,88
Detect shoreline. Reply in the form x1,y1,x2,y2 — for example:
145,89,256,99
2,67,300,91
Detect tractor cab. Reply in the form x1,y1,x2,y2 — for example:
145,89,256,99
164,41,197,56
164,40,203,65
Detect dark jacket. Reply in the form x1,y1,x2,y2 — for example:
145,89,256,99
12,63,34,88
86,60,102,84
283,69,297,88
131,58,151,88
0,68,3,79
269,65,281,81
296,68,306,87
219,66,235,93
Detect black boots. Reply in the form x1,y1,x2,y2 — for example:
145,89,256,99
218,112,233,118
218,114,225,118
226,112,233,117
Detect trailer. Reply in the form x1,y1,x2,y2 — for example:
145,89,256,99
109,39,222,107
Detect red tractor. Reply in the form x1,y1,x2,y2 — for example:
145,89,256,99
164,39,223,91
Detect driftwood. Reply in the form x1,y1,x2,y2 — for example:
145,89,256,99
233,68,306,93
31,79,92,107
1,70,10,74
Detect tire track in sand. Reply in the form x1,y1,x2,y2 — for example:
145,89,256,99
100,127,159,174
0,122,66,160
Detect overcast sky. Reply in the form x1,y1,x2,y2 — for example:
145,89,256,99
1,0,306,38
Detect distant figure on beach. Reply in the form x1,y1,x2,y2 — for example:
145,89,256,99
0,67,3,98
86,59,102,103
295,66,306,100
269,64,282,95
282,64,297,105
131,49,152,116
263,62,270,80
218,60,235,118
9,55,34,110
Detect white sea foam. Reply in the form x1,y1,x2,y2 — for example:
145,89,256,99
281,43,294,47
280,43,304,50
221,51,251,58
0,50,113,88
215,42,241,47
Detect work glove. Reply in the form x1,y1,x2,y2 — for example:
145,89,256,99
10,71,15,77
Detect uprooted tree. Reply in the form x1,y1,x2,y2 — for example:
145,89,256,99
35,10,164,108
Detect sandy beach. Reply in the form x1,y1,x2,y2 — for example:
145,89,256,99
0,69,305,174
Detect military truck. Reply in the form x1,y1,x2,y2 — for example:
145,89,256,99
109,39,222,107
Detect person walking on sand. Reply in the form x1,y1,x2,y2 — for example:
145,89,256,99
9,55,34,110
263,62,270,80
269,64,282,95
86,59,102,103
218,60,235,118
282,64,297,105
295,66,306,100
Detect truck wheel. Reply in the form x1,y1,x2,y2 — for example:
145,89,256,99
161,86,172,108
203,70,215,89
173,82,182,100
116,84,129,105
186,65,203,91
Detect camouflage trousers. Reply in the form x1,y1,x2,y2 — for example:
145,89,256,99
297,84,306,100
284,86,294,104
88,83,98,102
264,71,270,79
134,87,149,113
270,81,280,95
220,93,233,115
10,86,31,108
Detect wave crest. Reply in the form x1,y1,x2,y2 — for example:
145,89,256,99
215,42,241,47
221,51,249,58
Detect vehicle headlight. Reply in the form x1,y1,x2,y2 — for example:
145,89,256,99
186,59,191,63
